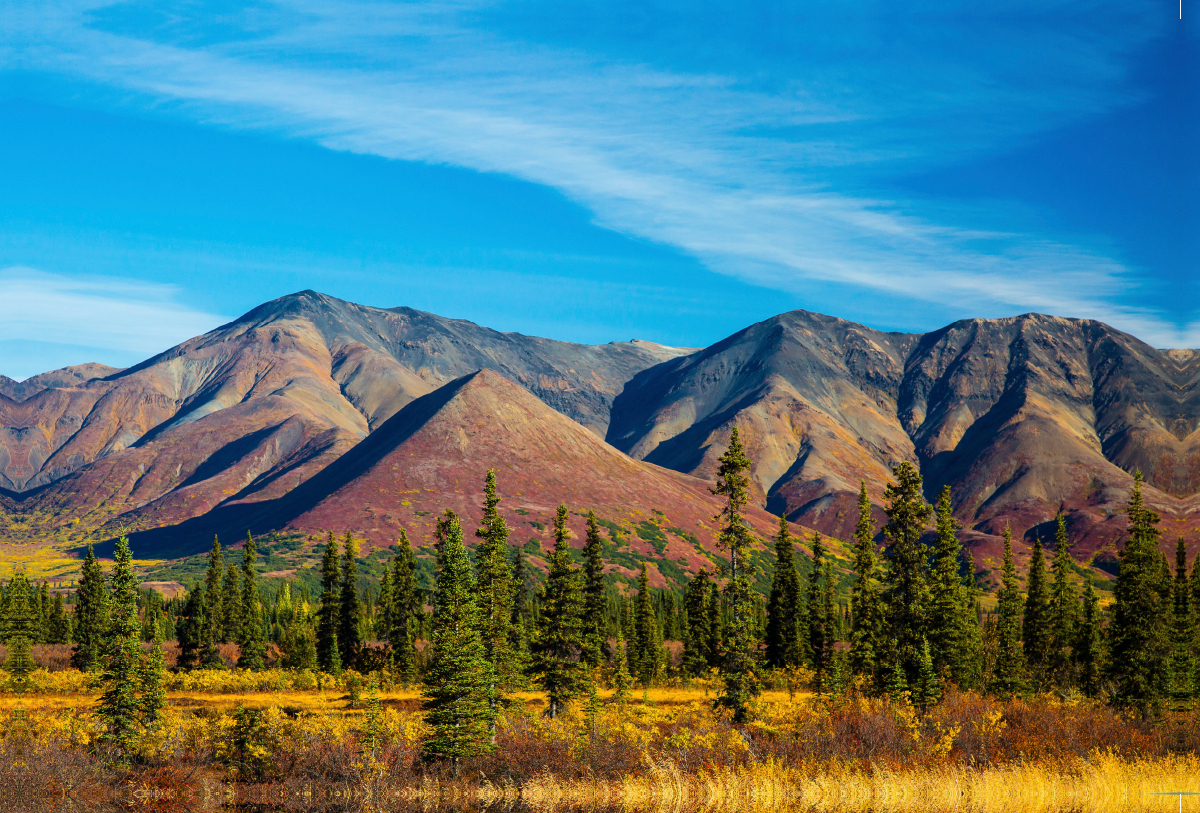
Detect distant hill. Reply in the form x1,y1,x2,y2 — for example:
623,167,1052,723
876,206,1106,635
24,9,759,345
3,291,1198,588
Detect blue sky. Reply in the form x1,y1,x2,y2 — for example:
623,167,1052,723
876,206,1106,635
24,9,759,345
0,0,1195,380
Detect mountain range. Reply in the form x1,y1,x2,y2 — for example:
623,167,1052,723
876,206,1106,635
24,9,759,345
4,290,1197,587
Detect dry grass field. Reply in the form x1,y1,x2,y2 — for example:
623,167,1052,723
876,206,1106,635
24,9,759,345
4,673,1200,812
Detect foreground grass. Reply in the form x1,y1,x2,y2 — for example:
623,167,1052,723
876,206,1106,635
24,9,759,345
4,674,1200,812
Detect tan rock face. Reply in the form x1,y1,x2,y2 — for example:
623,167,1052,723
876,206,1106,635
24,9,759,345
607,311,1200,564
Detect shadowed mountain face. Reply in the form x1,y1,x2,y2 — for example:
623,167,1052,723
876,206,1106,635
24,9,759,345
0,291,687,545
607,311,1200,564
3,294,1200,576
126,370,798,585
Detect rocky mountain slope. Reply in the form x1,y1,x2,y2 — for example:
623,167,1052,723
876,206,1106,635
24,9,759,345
607,311,1200,571
0,291,688,547
126,370,802,586
3,292,1198,584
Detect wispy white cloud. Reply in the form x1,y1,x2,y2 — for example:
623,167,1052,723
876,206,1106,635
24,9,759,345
0,268,226,377
6,0,1186,344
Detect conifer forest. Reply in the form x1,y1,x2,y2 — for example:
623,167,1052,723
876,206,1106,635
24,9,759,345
3,429,1200,812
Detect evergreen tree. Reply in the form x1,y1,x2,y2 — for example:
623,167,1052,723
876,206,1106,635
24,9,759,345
221,566,241,645
316,533,341,672
913,637,941,710
1170,538,1194,700
280,617,318,670
203,537,225,644
1022,537,1052,688
95,538,158,760
807,531,831,688
928,486,973,685
474,470,518,697
710,427,760,722
631,563,661,686
1076,574,1103,699
70,544,107,671
682,569,713,677
532,505,586,718
580,510,609,668
237,533,267,671
989,525,1026,698
2,574,38,644
339,532,362,670
139,624,166,732
377,568,393,643
1106,473,1170,710
706,581,723,669
421,510,494,773
389,531,420,684
176,583,204,670
47,593,71,645
849,481,885,686
764,516,802,669
955,553,984,691
1047,515,1078,689
882,461,933,685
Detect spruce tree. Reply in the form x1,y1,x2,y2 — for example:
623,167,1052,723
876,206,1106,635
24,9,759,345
581,510,609,668
1106,473,1170,710
316,533,341,673
47,593,71,645
764,516,802,669
881,461,933,685
807,531,830,688
203,537,225,643
849,481,885,686
1047,515,1078,689
989,525,1026,698
955,553,985,691
706,580,723,669
928,486,970,684
474,470,518,696
913,637,941,710
1022,537,1051,688
710,427,760,722
682,569,713,677
95,538,153,760
1076,574,1103,698
221,566,241,644
3,575,38,691
339,532,362,670
139,624,166,732
71,544,107,671
237,533,267,671
1170,538,1194,700
531,505,586,717
176,584,204,670
389,531,420,684
631,563,661,687
421,510,494,773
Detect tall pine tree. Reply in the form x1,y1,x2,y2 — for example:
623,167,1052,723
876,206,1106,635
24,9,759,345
1076,574,1103,699
682,569,713,677
474,471,518,695
1170,538,1194,700
339,532,362,670
1047,515,1078,690
710,427,760,722
389,530,420,684
928,486,973,686
881,462,933,686
765,516,802,669
580,510,609,668
807,531,831,688
1021,536,1052,689
531,505,585,718
989,525,1026,698
420,510,494,774
70,544,107,671
237,533,267,671
316,533,341,673
631,563,661,687
849,481,885,687
1106,473,1170,710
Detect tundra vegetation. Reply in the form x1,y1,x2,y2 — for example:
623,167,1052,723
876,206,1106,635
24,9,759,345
2,437,1200,811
